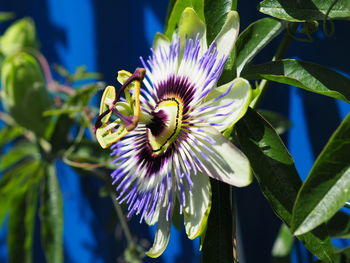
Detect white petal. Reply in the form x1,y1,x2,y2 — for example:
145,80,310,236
213,11,240,59
144,187,162,226
184,173,211,239
195,77,252,132
190,126,252,187
145,206,171,258
145,203,160,226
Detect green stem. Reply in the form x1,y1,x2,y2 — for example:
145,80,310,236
202,180,235,263
110,193,135,247
62,125,86,158
0,112,15,126
251,23,298,109
79,168,136,247
231,188,238,261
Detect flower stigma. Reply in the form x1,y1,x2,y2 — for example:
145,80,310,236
94,68,146,148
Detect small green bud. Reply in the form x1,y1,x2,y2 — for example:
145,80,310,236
0,17,38,56
1,52,51,136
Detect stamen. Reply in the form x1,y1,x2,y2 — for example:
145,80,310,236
94,68,146,132
113,68,146,104
166,189,173,221
93,108,112,132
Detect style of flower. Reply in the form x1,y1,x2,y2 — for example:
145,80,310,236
95,8,253,258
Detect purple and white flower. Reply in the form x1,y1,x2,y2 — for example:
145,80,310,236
95,8,252,257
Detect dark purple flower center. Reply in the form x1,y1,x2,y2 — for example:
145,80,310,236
146,110,167,136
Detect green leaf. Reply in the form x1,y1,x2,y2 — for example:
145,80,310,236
40,164,63,263
204,0,235,44
235,17,285,76
165,0,177,25
43,106,84,117
53,64,101,83
7,181,40,263
0,159,41,236
314,247,350,263
66,83,104,106
258,0,350,22
165,0,205,38
0,194,9,228
72,65,101,82
272,224,294,263
65,140,111,168
327,211,350,239
0,126,24,149
44,83,102,152
291,114,350,235
53,64,71,80
235,108,334,263
242,59,350,103
333,247,350,263
0,142,39,172
0,160,42,227
46,114,73,154
202,180,234,263
0,160,41,198
123,245,145,263
0,12,15,22
236,108,300,221
258,110,292,135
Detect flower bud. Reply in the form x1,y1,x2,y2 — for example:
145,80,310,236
1,52,51,136
0,17,38,56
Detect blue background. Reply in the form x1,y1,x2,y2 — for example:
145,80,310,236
0,1,349,263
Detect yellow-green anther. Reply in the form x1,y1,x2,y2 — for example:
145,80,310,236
0,17,38,56
1,52,51,136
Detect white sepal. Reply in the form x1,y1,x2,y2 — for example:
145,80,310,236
145,206,171,258
199,77,252,132
214,11,240,60
184,173,211,239
178,8,207,55
190,126,252,187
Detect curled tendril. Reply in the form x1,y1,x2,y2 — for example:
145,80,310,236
286,0,340,43
322,0,339,37
287,22,314,43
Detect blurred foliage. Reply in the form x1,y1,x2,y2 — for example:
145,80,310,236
272,224,294,263
0,16,145,263
1,17,38,56
2,52,50,136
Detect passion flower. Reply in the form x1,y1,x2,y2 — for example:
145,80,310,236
95,8,252,258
